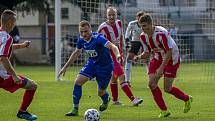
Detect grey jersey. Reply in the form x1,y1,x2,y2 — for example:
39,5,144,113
125,20,142,42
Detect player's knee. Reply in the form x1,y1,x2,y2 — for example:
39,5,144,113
30,81,38,90
98,90,105,96
164,87,171,93
148,82,157,90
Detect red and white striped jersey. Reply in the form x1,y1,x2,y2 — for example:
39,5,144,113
0,28,13,79
97,20,125,60
140,26,179,65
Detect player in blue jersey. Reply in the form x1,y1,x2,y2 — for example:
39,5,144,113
58,20,122,116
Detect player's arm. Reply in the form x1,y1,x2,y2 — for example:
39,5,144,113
0,56,21,83
13,40,31,50
105,42,121,59
58,48,82,77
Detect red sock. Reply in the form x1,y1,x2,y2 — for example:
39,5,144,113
110,82,118,101
169,86,189,101
20,90,36,111
151,87,167,110
120,82,135,101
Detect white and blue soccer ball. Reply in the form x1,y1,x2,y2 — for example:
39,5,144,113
84,109,100,121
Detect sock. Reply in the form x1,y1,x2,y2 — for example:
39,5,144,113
169,86,189,101
110,82,118,101
125,60,132,82
151,87,167,111
20,89,36,111
120,82,135,101
100,91,109,104
73,84,82,109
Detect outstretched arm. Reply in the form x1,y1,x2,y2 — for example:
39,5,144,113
58,48,82,77
13,40,31,50
105,42,121,60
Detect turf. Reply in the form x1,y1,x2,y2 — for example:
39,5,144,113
0,63,215,121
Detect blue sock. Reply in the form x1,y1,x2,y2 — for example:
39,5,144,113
100,91,109,104
73,84,82,109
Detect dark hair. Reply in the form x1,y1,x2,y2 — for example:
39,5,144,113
139,14,153,24
136,10,145,18
1,9,16,24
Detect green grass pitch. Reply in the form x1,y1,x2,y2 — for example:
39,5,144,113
0,63,215,121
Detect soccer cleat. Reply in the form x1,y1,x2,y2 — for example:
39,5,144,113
158,110,171,118
184,95,193,113
132,98,143,106
112,100,124,105
17,111,38,121
99,97,110,111
65,108,79,116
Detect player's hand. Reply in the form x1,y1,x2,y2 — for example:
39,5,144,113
12,75,22,84
58,67,67,79
155,67,163,79
116,56,121,64
133,55,141,62
23,40,31,48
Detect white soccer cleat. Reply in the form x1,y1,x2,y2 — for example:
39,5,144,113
132,98,143,106
112,100,124,106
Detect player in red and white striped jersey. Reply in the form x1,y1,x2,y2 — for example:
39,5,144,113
137,14,192,117
98,7,143,106
0,10,38,120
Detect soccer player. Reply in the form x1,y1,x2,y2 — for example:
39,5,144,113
137,14,193,118
125,11,145,87
98,6,143,106
0,10,38,120
58,20,121,116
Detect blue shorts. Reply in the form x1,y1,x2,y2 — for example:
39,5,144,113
80,61,113,90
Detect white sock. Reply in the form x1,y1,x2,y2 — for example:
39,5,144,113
125,61,132,82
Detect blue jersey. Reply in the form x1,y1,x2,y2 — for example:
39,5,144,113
77,32,112,66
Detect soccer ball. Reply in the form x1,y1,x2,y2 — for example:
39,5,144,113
84,109,100,121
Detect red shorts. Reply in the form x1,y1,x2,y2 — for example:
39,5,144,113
0,75,28,93
113,59,124,77
148,58,180,78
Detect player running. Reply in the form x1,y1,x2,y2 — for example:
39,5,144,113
124,10,145,87
58,20,121,116
98,6,143,106
137,14,193,118
0,9,38,121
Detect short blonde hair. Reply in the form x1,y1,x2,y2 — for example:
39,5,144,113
79,20,91,28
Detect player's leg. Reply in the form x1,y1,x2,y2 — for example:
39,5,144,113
66,63,93,116
125,41,141,87
118,63,143,106
148,59,170,118
66,74,89,116
15,76,38,121
163,64,192,113
96,67,112,111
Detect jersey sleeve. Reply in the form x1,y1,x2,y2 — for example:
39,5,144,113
0,34,13,57
125,22,132,39
97,34,110,47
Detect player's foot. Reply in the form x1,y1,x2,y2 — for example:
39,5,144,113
65,108,79,116
99,97,110,111
158,110,171,118
17,111,38,121
112,100,124,105
132,98,143,106
184,95,193,113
